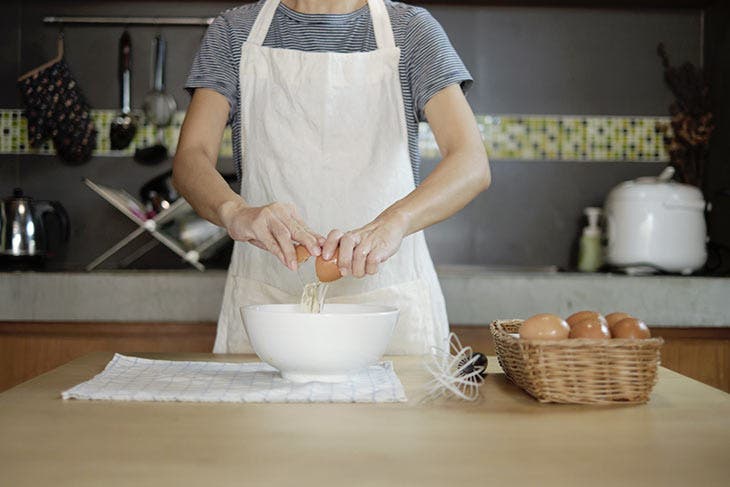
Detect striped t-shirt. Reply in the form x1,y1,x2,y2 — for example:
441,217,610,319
185,0,472,183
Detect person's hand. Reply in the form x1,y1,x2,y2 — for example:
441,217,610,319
321,212,410,278
218,200,324,271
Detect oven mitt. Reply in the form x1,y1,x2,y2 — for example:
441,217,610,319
18,60,97,164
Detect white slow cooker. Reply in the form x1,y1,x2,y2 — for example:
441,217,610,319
604,167,708,275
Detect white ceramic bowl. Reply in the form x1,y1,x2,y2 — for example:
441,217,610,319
241,303,398,383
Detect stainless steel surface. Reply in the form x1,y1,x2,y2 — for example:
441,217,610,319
153,35,165,92
136,35,176,165
0,188,69,257
43,16,214,26
143,35,176,127
110,30,137,151
0,197,36,255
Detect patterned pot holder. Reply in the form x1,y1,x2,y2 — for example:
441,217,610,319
18,35,96,164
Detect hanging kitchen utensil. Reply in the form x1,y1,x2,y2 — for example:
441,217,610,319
136,34,177,165
110,30,137,150
17,32,96,164
143,34,177,127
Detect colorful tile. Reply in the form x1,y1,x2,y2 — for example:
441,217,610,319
0,109,670,163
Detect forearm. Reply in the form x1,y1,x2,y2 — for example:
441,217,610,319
383,148,491,235
172,147,246,227
377,83,491,236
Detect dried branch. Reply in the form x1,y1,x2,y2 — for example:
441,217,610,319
657,43,714,187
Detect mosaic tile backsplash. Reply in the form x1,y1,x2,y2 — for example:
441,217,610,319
0,109,669,162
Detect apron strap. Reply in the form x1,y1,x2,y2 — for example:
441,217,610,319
369,0,396,50
247,0,396,50
247,0,281,46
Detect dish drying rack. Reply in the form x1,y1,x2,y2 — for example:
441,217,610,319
83,178,229,271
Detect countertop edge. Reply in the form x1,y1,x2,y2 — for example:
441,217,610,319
1,268,728,326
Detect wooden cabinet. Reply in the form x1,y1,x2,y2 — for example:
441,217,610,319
0,322,215,392
1,321,728,393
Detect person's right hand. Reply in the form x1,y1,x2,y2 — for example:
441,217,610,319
218,200,324,271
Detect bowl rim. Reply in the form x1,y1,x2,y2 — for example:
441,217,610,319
241,303,398,317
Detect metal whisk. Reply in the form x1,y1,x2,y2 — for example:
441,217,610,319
422,333,487,402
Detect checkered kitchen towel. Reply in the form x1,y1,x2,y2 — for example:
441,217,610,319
61,354,407,403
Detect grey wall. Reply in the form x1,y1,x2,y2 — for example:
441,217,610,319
0,1,703,270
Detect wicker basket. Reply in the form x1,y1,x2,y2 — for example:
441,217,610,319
490,319,664,404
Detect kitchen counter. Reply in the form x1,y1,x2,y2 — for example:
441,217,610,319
1,352,728,486
1,266,729,326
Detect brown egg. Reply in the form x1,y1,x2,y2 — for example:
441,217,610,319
606,312,633,330
315,249,342,283
566,310,607,328
295,245,311,264
611,317,651,339
569,317,611,339
519,313,570,340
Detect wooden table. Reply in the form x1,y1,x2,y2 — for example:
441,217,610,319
1,353,729,486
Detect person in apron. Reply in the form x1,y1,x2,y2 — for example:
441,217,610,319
174,0,491,354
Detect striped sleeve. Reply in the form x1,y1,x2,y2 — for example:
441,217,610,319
185,15,239,124
404,9,473,122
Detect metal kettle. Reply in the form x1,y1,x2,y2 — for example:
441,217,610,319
0,188,70,257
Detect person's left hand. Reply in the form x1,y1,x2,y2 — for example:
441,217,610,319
321,212,410,278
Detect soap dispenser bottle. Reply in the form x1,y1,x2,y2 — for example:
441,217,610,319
578,207,603,272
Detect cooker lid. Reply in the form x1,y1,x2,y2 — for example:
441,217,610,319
606,167,705,204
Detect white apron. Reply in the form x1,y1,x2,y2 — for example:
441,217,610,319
215,0,449,354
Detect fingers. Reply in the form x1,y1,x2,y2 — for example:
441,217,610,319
244,202,323,270
322,229,344,261
268,203,325,270
289,209,322,257
249,239,267,251
337,232,358,277
353,238,387,277
351,239,371,278
365,247,383,276
241,202,404,278
290,225,321,258
270,219,297,270
256,232,287,268
326,230,388,278
348,233,396,278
